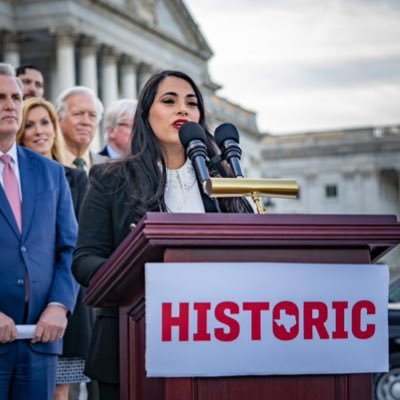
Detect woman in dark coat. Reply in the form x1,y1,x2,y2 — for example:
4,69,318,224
16,97,93,400
72,70,253,399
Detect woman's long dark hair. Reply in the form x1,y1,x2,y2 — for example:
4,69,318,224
103,70,253,217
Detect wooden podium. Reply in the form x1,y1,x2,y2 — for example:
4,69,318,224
85,212,400,400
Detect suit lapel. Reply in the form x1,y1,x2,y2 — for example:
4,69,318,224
18,147,37,237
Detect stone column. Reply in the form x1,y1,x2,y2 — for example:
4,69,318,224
305,172,317,213
100,46,119,111
53,26,76,96
3,32,20,68
49,63,58,102
138,62,155,92
120,55,138,99
360,167,380,213
79,37,98,94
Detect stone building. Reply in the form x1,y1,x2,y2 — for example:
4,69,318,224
261,125,400,272
0,0,261,173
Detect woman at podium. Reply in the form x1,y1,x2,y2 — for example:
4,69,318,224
72,70,252,399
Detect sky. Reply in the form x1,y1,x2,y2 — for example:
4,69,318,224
184,0,400,134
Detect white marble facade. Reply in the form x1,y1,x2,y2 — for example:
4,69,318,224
261,125,400,272
0,0,262,171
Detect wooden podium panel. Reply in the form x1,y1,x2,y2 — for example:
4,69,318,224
85,213,400,400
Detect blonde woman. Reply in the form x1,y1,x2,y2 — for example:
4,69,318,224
17,98,94,400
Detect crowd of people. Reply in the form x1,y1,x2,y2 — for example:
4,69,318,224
0,62,252,400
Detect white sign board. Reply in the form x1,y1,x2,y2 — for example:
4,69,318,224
145,262,389,377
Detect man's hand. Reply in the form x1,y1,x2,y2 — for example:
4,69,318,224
32,304,68,343
0,311,17,343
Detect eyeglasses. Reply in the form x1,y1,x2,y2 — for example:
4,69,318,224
117,122,132,129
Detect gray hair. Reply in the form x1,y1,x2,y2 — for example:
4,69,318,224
105,98,137,129
0,62,23,91
55,86,104,122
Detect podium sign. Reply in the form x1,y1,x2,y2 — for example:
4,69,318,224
146,262,389,377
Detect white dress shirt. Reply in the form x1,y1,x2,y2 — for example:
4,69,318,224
106,144,121,159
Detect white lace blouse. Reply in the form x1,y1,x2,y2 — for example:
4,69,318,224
164,158,205,213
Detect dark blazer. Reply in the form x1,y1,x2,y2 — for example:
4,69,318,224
98,145,110,158
72,164,219,383
0,146,78,356
62,166,93,358
64,166,87,220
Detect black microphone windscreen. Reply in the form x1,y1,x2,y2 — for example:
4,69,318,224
214,123,240,147
178,122,207,148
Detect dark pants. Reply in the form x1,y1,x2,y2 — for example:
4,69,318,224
98,381,119,400
88,380,99,399
0,341,57,400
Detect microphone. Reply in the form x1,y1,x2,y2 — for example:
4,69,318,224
214,123,244,178
178,122,210,192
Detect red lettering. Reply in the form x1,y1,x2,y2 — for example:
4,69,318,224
273,301,299,340
193,302,211,341
214,301,240,341
162,302,189,341
243,302,269,340
161,299,375,343
304,302,329,339
332,301,349,339
352,300,375,339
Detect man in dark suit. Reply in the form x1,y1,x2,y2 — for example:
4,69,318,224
56,86,107,173
56,85,103,400
0,63,78,399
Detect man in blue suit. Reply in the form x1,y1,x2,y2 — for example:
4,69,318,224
0,64,78,399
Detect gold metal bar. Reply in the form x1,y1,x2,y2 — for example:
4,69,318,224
205,178,299,198
251,192,266,214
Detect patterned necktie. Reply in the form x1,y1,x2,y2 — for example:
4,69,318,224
0,154,22,231
73,157,86,171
